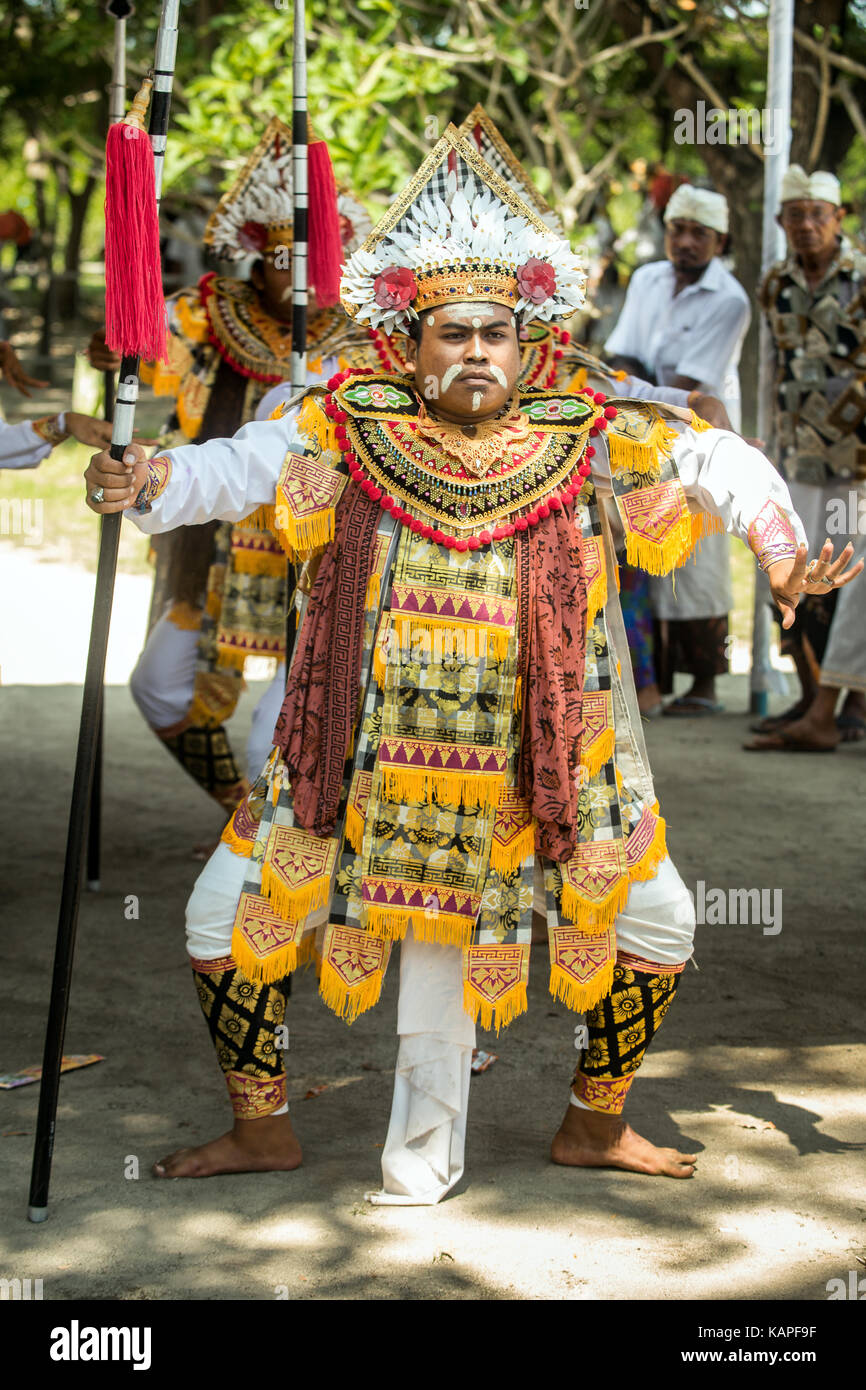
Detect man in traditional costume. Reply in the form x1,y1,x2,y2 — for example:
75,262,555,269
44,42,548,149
85,129,858,1197
747,166,866,752
100,118,372,815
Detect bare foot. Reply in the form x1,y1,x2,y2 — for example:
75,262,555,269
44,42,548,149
744,711,839,752
153,1113,302,1178
551,1102,697,1178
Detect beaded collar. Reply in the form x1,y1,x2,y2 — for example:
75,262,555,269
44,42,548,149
200,273,349,382
321,368,617,550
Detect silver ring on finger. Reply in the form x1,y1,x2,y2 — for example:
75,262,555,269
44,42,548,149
89,486,105,504
819,575,834,587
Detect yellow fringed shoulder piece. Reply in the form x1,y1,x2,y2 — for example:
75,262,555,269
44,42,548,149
619,479,697,576
490,789,535,875
176,291,209,344
296,392,338,455
689,410,715,433
607,416,679,480
272,450,346,561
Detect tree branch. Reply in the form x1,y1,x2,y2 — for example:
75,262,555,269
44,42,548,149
794,27,866,82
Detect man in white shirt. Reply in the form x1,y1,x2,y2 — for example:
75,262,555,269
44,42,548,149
605,186,751,716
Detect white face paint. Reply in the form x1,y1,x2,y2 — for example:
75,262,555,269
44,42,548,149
471,391,482,411
427,315,436,326
441,363,463,392
489,364,508,388
437,301,499,321
472,334,483,358
471,317,483,328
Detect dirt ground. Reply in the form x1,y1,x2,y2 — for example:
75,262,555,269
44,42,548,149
1,663,864,1304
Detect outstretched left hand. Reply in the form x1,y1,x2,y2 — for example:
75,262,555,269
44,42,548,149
767,540,864,630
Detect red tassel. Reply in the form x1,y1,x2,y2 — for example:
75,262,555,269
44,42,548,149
307,141,343,308
104,117,167,362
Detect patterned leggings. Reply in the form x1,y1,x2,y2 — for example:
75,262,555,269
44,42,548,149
572,957,682,1114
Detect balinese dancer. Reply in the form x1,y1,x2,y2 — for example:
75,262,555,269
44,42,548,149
85,129,859,1195
105,117,371,816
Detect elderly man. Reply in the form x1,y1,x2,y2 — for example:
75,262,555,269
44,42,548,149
748,166,866,752
605,185,751,717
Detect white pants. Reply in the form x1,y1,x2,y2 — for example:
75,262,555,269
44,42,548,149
788,480,866,692
185,845,696,1204
130,612,287,782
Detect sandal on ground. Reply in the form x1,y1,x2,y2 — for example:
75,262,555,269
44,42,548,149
742,728,837,752
749,701,810,735
662,696,724,717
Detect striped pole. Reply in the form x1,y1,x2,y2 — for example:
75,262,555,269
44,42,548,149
286,0,308,662
27,0,180,1223
88,0,133,894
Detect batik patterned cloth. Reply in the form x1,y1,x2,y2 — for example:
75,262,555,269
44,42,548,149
572,958,682,1114
218,375,699,1030
191,955,289,1118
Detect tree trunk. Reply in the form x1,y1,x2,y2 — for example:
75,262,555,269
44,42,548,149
58,174,96,321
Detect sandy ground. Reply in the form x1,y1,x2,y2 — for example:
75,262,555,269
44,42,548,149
0,559,864,1303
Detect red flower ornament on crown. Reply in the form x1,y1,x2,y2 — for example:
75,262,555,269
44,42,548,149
517,258,557,305
238,220,268,255
373,266,417,311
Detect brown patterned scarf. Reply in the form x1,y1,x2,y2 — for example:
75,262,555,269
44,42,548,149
273,485,381,836
517,508,587,861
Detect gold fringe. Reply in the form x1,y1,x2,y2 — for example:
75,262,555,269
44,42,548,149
345,801,365,855
235,503,277,532
689,410,714,434
260,859,332,923
624,510,695,576
489,821,536,875
373,631,389,689
377,765,505,809
561,872,630,929
580,725,616,779
318,959,384,1023
462,981,528,1032
214,645,249,671
586,569,608,626
628,814,667,883
607,420,679,477
139,360,181,398
297,394,338,454
364,569,381,612
230,546,287,577
166,600,202,632
220,816,256,858
205,588,222,620
392,614,512,662
364,902,476,949
176,392,203,441
691,510,725,547
273,494,335,560
230,928,315,986
567,367,587,392
549,957,616,1014
513,675,522,712
187,689,239,728
177,294,208,344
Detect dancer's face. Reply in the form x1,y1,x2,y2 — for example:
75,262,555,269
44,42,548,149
404,302,521,424
253,255,321,323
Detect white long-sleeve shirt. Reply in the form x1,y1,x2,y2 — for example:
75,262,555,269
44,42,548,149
128,407,806,557
0,418,53,471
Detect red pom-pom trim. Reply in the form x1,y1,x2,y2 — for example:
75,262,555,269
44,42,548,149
604,405,618,420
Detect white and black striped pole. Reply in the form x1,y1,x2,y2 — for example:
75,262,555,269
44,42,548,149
286,0,308,664
27,0,180,1223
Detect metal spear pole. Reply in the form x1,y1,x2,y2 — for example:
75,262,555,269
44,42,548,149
27,0,180,1223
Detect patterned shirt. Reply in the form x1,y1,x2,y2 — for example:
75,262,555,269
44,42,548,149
761,236,866,486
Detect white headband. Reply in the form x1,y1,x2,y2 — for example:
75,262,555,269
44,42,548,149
780,165,841,207
663,185,728,235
